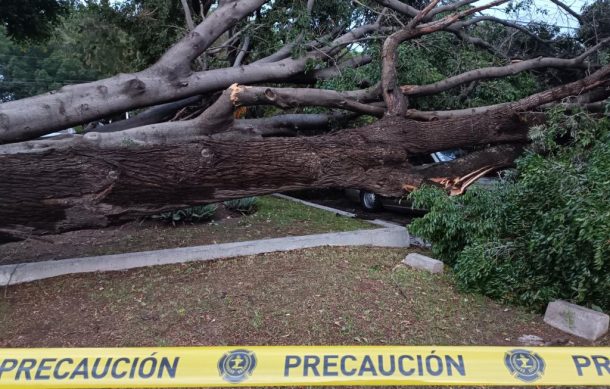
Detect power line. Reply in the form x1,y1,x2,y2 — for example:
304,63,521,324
0,77,97,82
0,79,96,84
0,53,60,59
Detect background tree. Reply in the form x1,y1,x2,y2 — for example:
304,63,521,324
0,1,137,102
579,0,610,43
0,0,70,42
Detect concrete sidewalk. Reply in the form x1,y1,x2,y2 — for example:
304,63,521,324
0,227,410,286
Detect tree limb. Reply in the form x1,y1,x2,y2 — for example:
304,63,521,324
380,0,509,115
0,18,384,144
428,0,479,18
548,0,583,24
406,64,610,120
155,0,267,72
0,0,270,144
233,36,251,67
231,86,385,116
402,37,610,97
180,0,197,31
87,96,203,133
289,55,373,84
232,112,356,133
0,109,537,238
458,16,554,45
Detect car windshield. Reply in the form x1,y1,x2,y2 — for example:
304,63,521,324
431,149,460,162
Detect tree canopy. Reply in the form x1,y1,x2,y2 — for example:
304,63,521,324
0,0,608,243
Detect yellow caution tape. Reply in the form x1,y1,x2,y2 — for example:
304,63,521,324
0,346,608,387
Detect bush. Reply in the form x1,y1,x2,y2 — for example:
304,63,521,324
409,109,610,311
223,197,259,214
151,204,217,225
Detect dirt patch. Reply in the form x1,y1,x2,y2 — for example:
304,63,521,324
0,196,374,265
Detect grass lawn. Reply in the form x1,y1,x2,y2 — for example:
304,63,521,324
2,246,605,350
0,196,374,264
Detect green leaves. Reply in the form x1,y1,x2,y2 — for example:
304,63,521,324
223,197,259,215
409,112,610,311
152,204,218,225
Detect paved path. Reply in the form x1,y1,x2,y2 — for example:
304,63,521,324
1,198,410,285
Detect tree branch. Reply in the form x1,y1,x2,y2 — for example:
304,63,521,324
253,38,300,64
231,85,385,116
458,16,554,45
232,112,356,133
233,36,251,67
548,0,583,24
428,0,479,18
155,0,268,71
406,64,610,120
180,0,197,31
375,0,511,59
286,55,373,84
402,37,610,96
0,0,270,144
87,96,203,133
307,0,315,15
380,0,509,115
374,0,418,17
0,109,538,238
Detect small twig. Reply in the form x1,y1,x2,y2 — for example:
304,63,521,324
4,264,22,297
233,36,251,67
390,265,411,302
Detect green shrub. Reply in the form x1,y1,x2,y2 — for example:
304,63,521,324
151,204,217,225
409,109,610,311
223,197,259,214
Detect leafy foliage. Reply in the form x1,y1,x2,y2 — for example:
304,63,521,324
579,0,610,44
223,197,259,214
249,0,365,63
319,33,539,112
152,204,217,225
0,0,195,101
59,3,142,74
109,0,191,68
409,110,610,310
0,1,144,102
0,26,101,101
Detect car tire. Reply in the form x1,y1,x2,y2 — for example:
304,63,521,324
360,191,382,211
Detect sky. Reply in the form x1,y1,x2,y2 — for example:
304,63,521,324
474,0,592,33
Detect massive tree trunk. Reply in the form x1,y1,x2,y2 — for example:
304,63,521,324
0,113,530,241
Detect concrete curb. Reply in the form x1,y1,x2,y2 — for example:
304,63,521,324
272,193,400,228
0,227,410,286
273,193,431,247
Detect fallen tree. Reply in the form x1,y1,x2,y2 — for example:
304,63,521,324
1,0,609,242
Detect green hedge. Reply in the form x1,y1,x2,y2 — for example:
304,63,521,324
409,109,610,311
